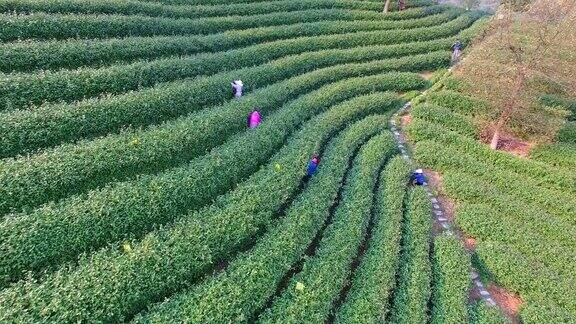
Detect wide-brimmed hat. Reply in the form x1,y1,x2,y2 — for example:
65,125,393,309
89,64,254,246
415,169,423,173
233,80,243,86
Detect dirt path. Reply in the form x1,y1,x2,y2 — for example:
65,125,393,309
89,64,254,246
388,82,509,317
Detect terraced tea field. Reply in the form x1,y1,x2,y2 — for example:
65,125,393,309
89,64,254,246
1,0,564,322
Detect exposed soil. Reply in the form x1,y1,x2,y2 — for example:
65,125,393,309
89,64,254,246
480,129,535,158
468,286,483,302
488,284,523,321
497,136,534,158
419,71,435,80
423,169,456,223
401,114,412,127
464,236,477,251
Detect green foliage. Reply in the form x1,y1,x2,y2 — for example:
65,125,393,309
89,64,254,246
0,53,440,216
519,301,575,323
411,103,477,138
454,200,576,286
0,6,450,72
407,121,576,192
0,1,497,322
0,50,438,157
412,138,576,223
258,134,396,323
402,90,422,101
335,156,411,323
409,83,576,321
556,121,576,144
530,143,576,169
476,241,576,318
469,301,510,324
0,0,382,19
425,89,490,117
0,13,460,110
430,234,471,324
0,9,399,42
389,186,432,323
1,18,482,157
0,113,392,323
540,94,576,121
0,88,408,290
138,0,434,7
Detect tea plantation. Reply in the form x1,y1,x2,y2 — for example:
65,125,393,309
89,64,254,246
0,0,560,322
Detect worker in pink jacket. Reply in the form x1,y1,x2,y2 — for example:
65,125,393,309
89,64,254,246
247,109,262,128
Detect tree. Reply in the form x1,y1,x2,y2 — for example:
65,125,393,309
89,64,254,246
384,0,392,13
453,0,576,149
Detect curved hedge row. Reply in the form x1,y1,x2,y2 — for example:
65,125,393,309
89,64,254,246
520,301,574,323
540,94,576,121
0,9,395,41
0,109,394,323
389,186,432,323
0,78,415,288
0,52,443,215
406,121,576,192
409,126,576,223
139,0,434,8
0,5,451,72
475,241,576,318
334,156,411,323
0,13,479,158
408,85,576,321
0,0,383,19
136,128,396,324
430,234,471,324
259,133,395,323
410,103,477,138
530,143,576,169
0,11,458,110
454,201,576,284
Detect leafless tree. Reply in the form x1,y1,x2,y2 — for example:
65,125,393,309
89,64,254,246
454,0,576,149
384,0,392,12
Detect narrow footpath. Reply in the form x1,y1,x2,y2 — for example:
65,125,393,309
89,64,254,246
388,72,501,312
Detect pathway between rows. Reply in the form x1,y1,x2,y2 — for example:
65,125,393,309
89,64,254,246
388,80,499,310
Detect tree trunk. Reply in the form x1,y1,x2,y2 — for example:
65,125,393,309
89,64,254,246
383,0,391,13
490,127,501,149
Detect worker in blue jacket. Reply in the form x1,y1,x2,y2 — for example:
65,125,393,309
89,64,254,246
306,155,320,177
411,169,426,186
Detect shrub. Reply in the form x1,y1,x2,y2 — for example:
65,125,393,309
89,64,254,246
468,301,510,324
0,87,412,289
0,12,459,110
0,0,382,19
430,234,471,324
0,52,441,215
389,187,432,323
335,156,411,323
0,113,394,323
0,9,398,41
258,133,396,323
0,5,451,72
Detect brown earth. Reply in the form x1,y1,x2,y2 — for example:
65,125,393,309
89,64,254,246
480,129,534,158
423,169,456,223
401,114,413,127
419,71,435,80
488,284,523,321
464,235,477,251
